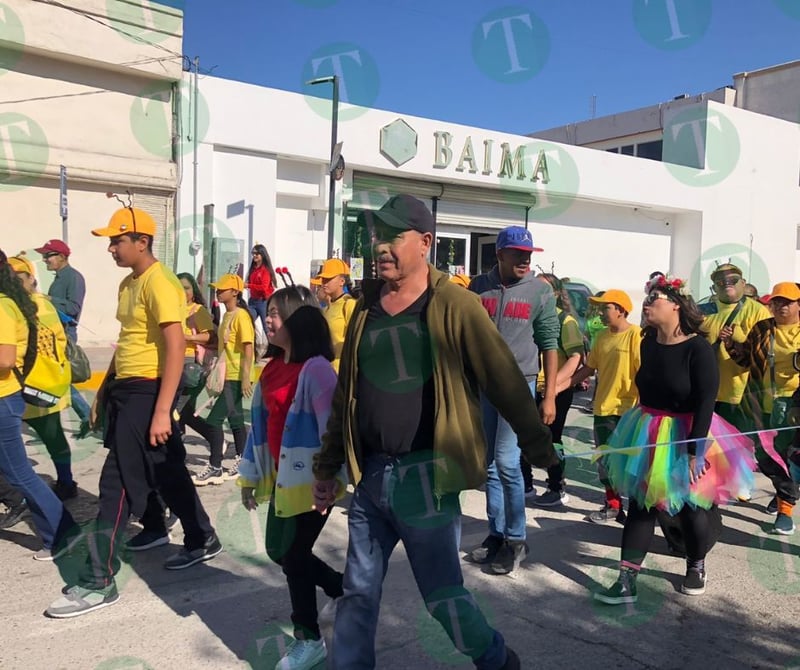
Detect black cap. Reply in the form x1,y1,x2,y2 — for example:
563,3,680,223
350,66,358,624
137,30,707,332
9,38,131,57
370,194,435,235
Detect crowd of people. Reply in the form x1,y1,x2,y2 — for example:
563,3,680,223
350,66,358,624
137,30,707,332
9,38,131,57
0,194,798,670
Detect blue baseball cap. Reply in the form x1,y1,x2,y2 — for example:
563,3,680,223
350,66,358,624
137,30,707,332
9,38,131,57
496,226,543,252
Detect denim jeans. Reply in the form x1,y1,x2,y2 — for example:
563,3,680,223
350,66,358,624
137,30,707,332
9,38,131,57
481,381,536,541
0,392,70,549
331,453,508,670
248,297,267,336
70,385,91,423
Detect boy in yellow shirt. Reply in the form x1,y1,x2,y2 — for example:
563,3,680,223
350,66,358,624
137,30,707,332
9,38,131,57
316,258,356,373
573,289,642,524
46,207,221,619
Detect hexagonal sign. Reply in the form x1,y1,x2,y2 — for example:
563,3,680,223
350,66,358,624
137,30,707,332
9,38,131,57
380,118,418,167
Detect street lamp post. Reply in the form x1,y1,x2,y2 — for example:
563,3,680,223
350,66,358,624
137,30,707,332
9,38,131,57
306,75,339,258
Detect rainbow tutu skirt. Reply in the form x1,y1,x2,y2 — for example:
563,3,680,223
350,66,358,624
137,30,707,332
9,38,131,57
600,406,756,515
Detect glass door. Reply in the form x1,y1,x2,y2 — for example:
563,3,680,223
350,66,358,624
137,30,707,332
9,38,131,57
434,232,470,276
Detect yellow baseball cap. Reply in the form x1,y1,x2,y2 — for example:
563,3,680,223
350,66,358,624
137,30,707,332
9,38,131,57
770,282,800,301
210,274,244,292
449,274,470,288
92,207,157,237
8,253,35,276
590,289,633,314
310,276,322,286
317,258,350,279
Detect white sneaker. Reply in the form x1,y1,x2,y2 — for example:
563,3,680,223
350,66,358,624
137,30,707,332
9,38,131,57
275,638,326,670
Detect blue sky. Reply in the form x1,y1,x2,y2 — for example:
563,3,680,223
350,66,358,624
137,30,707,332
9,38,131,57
182,0,800,134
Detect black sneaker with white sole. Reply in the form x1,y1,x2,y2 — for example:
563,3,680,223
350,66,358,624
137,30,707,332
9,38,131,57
164,533,223,570
466,534,504,564
490,540,528,575
126,529,171,552
681,565,707,596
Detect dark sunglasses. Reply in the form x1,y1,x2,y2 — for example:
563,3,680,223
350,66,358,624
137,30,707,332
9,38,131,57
714,276,741,288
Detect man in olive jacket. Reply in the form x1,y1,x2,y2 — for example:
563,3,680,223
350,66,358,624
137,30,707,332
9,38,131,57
313,194,556,670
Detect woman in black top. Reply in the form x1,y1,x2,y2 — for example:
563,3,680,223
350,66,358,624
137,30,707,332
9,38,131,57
595,275,755,604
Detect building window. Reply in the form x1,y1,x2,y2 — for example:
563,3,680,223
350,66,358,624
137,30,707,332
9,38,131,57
620,145,635,156
637,140,663,162
606,147,619,154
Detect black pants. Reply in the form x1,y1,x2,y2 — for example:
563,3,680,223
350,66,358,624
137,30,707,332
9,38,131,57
78,378,214,588
622,499,714,566
758,450,799,505
183,381,247,468
521,388,574,492
0,471,24,507
266,496,343,640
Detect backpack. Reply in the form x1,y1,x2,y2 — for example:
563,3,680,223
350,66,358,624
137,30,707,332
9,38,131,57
66,337,91,384
14,319,72,407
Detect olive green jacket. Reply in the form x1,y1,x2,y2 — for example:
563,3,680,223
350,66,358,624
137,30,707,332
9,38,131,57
313,265,556,495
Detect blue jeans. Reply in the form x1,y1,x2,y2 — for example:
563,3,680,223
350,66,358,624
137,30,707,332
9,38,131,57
248,297,267,335
481,381,536,542
70,385,91,423
331,453,508,670
0,392,69,549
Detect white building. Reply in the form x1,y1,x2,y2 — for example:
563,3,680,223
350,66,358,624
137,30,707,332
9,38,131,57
178,72,800,326
1,0,184,343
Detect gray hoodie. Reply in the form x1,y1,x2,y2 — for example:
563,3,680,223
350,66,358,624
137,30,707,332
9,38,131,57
469,267,559,381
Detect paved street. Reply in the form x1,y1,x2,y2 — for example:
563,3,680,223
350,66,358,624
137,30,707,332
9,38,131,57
1,358,799,669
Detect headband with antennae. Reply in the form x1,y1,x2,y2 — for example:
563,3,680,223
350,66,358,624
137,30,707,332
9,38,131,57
106,191,139,234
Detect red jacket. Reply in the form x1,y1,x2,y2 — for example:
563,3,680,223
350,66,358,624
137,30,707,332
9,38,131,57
247,265,274,300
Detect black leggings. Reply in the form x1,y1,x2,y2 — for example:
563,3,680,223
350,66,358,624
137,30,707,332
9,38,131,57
621,499,713,566
521,388,574,491
25,413,72,478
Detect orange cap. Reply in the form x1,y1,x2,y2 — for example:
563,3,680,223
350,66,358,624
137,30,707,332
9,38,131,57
92,207,157,237
210,274,245,292
770,282,800,301
8,253,35,276
317,258,350,279
590,289,633,314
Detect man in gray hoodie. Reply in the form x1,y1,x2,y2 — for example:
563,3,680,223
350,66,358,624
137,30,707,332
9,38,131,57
467,225,559,575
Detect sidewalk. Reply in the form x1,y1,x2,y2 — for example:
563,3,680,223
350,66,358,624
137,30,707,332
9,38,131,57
1,402,799,669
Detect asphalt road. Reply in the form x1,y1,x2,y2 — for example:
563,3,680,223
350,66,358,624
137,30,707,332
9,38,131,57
2,391,799,670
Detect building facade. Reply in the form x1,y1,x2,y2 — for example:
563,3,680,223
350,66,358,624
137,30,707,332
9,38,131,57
1,0,183,343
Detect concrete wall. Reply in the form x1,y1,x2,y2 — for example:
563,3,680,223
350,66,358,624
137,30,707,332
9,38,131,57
734,62,800,125
0,0,182,344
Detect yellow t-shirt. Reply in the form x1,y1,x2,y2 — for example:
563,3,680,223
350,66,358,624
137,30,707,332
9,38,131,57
220,308,254,381
184,303,215,359
24,293,71,418
773,322,800,399
702,298,772,403
0,294,28,399
114,262,186,379
324,294,356,373
536,310,584,393
586,325,642,417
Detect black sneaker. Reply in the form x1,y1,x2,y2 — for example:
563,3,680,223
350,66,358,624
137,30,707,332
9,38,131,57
0,500,30,529
73,420,92,440
594,568,639,604
51,481,78,501
681,567,707,596
533,489,569,507
126,529,171,552
466,535,504,564
490,540,528,575
524,485,536,499
164,533,223,570
588,504,626,525
192,465,225,486
501,647,521,670
766,496,778,515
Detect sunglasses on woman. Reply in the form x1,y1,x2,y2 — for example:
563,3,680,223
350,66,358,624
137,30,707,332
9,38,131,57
643,291,673,306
